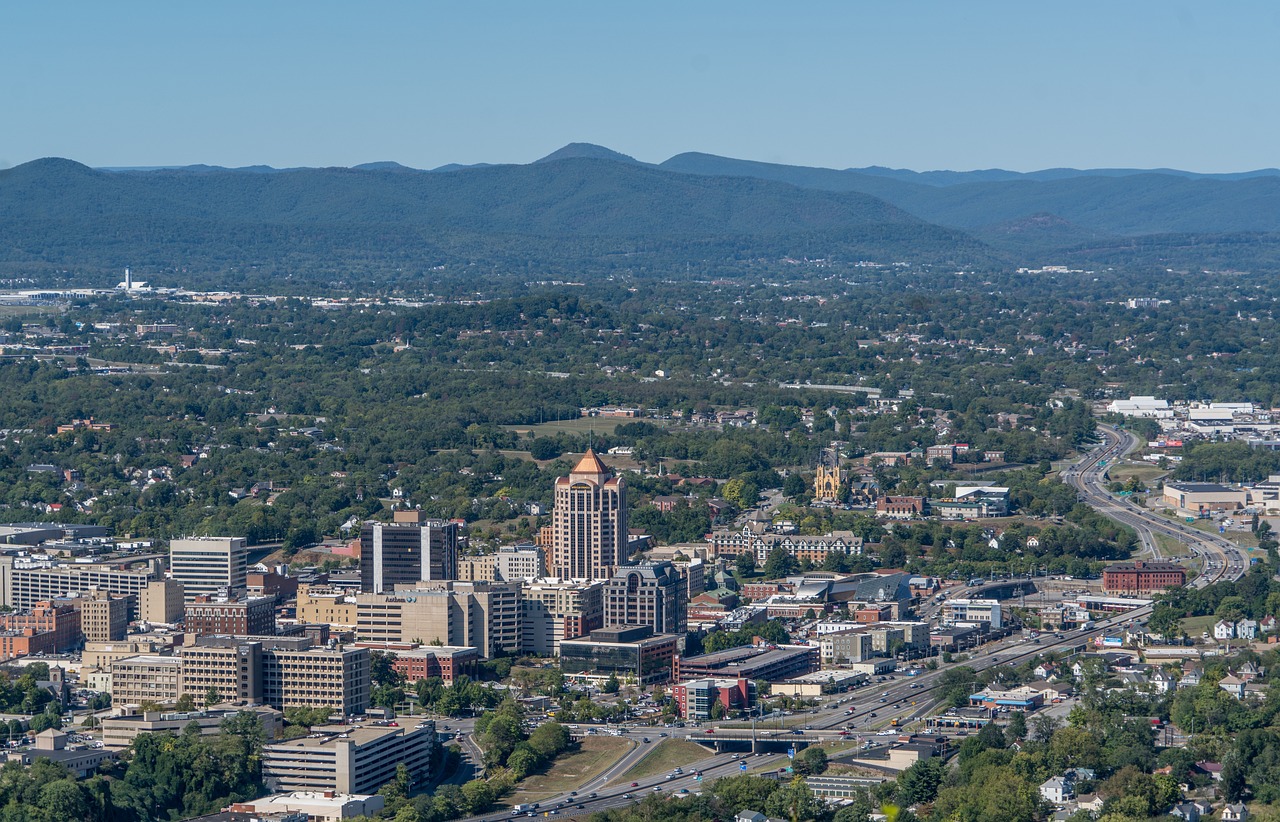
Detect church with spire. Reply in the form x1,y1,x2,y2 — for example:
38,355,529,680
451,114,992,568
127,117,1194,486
814,445,843,503
550,449,629,581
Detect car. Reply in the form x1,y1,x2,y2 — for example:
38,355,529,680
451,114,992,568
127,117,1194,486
588,793,597,799
653,786,662,792
642,737,651,743
705,728,715,734
879,697,887,702
870,712,877,717
622,793,633,800
665,774,675,780
673,767,682,774
631,782,639,788
569,791,577,796
577,805,585,810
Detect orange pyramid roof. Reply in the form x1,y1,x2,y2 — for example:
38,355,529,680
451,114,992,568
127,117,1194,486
572,448,609,476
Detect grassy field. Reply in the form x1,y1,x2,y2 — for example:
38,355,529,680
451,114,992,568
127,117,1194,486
1107,463,1168,484
502,418,630,437
1180,615,1220,638
507,737,634,802
1154,533,1193,558
609,739,710,785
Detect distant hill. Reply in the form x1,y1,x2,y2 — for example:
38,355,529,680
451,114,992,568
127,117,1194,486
535,143,643,165
0,155,987,281
660,151,1280,236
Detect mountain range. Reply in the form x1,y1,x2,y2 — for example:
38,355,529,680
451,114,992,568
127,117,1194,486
4,143,1280,283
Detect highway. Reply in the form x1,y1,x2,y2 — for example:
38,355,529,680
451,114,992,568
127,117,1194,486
459,421,1247,819
1062,423,1247,589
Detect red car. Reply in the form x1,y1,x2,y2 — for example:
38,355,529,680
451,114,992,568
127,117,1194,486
631,782,639,788
705,728,715,734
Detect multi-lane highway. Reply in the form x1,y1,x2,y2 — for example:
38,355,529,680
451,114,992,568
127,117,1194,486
1063,423,1248,588
458,421,1247,819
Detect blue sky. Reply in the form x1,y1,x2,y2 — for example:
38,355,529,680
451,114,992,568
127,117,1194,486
4,2,1277,172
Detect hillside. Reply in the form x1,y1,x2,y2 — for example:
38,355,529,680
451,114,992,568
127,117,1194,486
660,151,1280,236
0,156,987,283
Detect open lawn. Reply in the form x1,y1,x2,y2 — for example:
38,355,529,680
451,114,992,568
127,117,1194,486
508,737,634,803
1180,615,1220,638
502,418,631,437
1107,463,1168,484
1154,533,1193,559
609,739,710,785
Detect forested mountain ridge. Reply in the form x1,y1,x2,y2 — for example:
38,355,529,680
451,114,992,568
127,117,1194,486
660,150,1280,235
0,155,988,283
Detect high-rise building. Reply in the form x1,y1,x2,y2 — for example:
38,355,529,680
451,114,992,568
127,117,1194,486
359,511,458,594
354,581,520,658
603,562,686,636
79,590,131,642
138,579,185,624
169,537,248,603
521,578,603,655
550,450,628,581
497,544,545,582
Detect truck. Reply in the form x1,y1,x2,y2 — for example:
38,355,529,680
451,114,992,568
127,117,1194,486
1082,620,1095,631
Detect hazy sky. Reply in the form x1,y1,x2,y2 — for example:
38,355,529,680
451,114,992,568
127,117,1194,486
4,2,1278,172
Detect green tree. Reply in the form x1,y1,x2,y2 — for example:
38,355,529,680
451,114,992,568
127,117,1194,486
763,544,799,579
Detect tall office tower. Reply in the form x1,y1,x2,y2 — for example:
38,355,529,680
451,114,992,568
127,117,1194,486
603,561,686,636
359,510,459,594
169,537,248,604
550,450,628,581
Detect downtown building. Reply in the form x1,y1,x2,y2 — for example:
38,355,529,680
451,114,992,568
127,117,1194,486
169,537,248,603
0,557,156,615
263,723,435,795
603,561,687,636
359,510,459,593
550,450,628,581
178,634,370,716
521,578,604,656
354,581,520,658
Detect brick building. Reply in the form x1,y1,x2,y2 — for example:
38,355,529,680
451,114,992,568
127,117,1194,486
1102,561,1187,595
184,594,278,637
0,602,81,652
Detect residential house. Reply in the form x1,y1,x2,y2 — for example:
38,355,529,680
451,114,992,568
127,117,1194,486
1218,674,1247,700
1039,776,1075,805
1213,620,1236,640
1221,802,1249,822
1236,619,1258,641
1149,669,1176,694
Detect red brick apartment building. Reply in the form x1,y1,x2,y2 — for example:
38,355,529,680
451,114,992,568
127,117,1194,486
1102,561,1187,595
